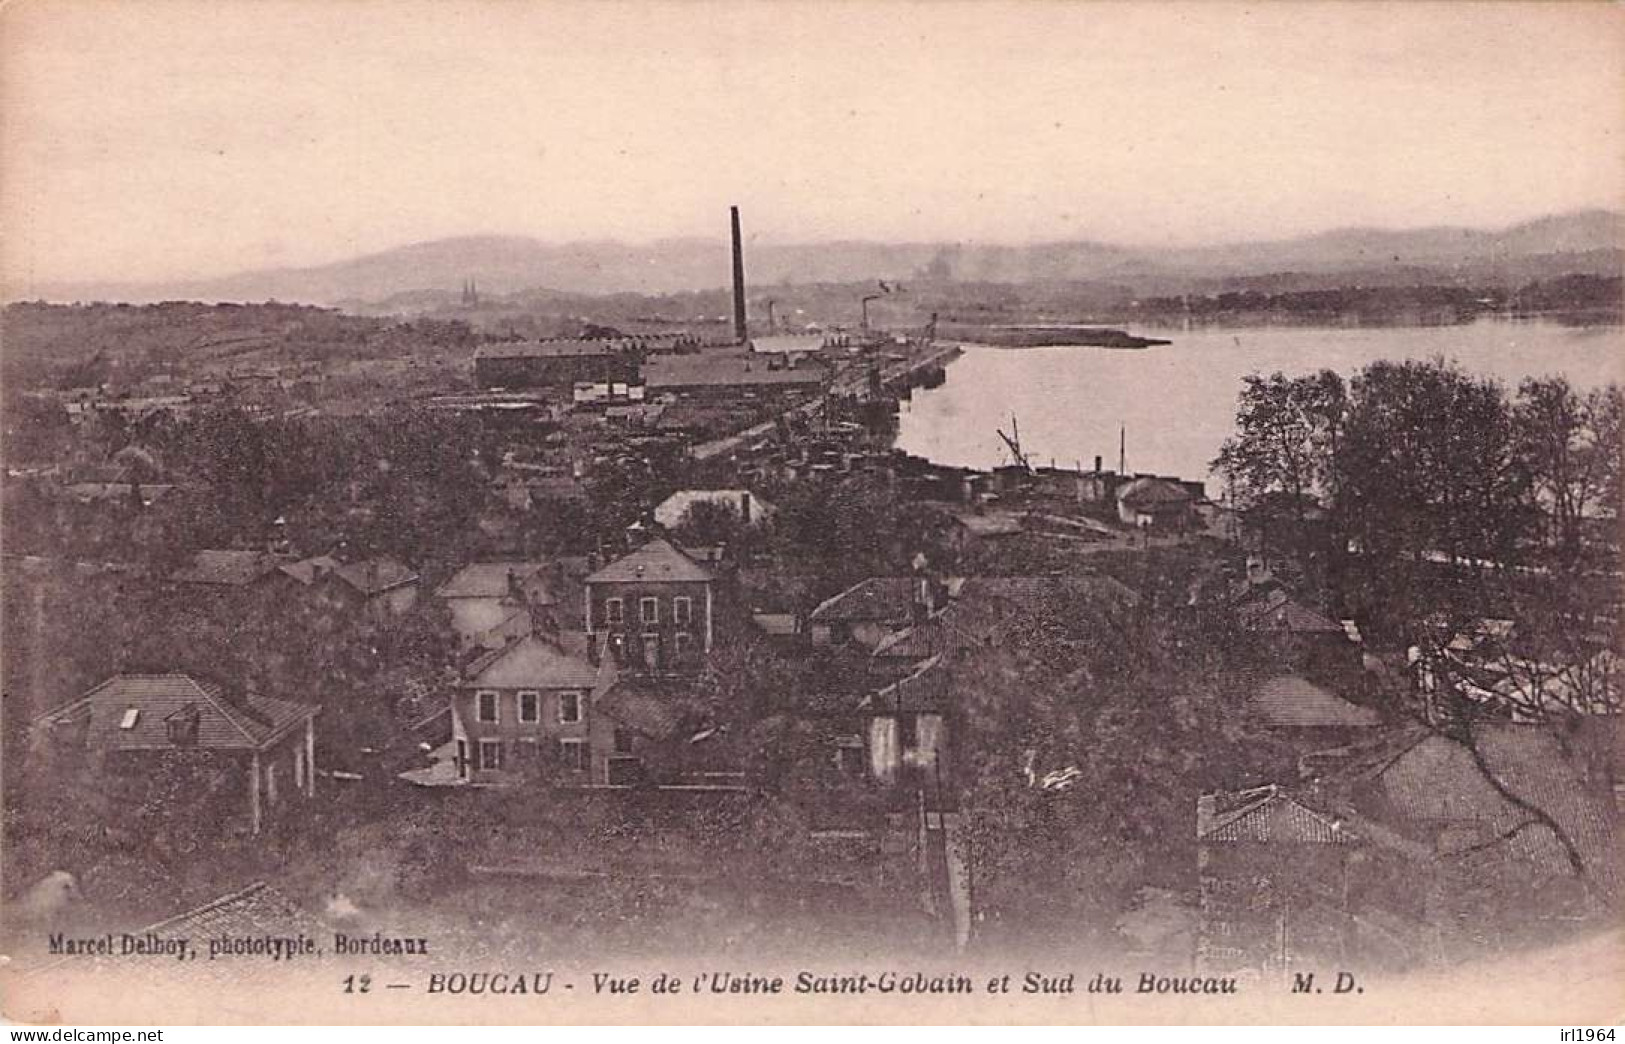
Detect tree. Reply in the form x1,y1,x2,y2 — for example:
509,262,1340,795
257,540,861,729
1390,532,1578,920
1214,370,1346,512
1331,358,1533,641
940,582,1290,945
1227,362,1624,911
1213,370,1346,567
770,473,934,583
673,499,747,549
1515,377,1623,574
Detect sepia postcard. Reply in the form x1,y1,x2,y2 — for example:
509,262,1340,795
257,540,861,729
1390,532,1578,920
1,0,1622,1027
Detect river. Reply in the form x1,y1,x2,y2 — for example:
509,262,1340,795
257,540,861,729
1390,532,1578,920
893,319,1624,487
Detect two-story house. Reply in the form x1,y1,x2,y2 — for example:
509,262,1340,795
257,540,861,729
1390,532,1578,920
583,538,714,674
450,634,616,784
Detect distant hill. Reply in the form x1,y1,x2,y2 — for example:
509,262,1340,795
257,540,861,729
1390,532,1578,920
22,210,1623,307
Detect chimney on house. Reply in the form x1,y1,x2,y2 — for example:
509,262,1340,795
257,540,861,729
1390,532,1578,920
730,205,748,344
1094,455,1103,474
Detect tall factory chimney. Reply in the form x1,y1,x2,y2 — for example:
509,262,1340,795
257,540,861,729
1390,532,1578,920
730,205,748,344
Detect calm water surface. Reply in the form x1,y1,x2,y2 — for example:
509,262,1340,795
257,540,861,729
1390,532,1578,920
895,320,1624,486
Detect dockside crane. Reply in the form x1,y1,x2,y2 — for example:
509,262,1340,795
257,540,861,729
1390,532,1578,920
996,413,1034,474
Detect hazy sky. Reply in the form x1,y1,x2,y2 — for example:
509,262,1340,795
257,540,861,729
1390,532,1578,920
3,0,1622,289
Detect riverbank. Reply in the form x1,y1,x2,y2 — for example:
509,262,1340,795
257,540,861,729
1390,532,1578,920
895,320,1623,480
938,323,1170,349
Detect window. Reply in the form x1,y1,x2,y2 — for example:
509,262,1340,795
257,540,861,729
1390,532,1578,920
641,633,661,669
640,597,659,624
834,737,865,776
674,632,693,662
608,634,626,663
478,740,504,771
613,727,636,755
456,739,467,778
119,708,141,730
673,596,692,625
518,690,540,724
559,692,582,724
559,738,588,772
605,597,624,626
476,690,499,723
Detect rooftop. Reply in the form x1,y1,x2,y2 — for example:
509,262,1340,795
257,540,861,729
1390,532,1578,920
586,537,714,584
333,556,418,597
1197,786,1359,845
946,511,1025,537
463,634,606,691
1235,588,1346,635
873,575,1140,660
653,489,776,527
750,333,831,353
1248,673,1382,729
595,680,681,741
435,560,552,600
277,554,342,586
474,339,628,360
644,353,826,390
1117,476,1197,507
38,674,315,752
809,577,919,624
169,550,279,587
1304,723,1620,895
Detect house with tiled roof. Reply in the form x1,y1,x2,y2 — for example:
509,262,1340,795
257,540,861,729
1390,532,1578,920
31,674,318,835
584,538,715,674
591,679,685,786
1234,586,1360,676
869,575,1139,666
435,560,560,649
325,556,420,620
450,634,616,785
1195,784,1369,974
1305,723,1619,899
1198,720,1622,975
941,509,1025,550
1115,476,1198,530
809,577,926,649
1235,588,1344,636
